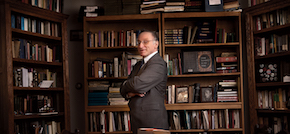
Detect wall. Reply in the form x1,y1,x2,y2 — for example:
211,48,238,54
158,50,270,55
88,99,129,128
63,0,103,133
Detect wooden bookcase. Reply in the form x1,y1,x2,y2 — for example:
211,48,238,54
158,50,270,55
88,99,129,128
83,14,161,134
0,0,69,133
162,12,244,134
244,0,290,133
83,12,244,134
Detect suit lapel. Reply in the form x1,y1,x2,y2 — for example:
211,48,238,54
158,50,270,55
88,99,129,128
137,53,158,75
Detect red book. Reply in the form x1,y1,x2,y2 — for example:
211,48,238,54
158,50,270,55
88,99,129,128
216,56,237,63
127,59,131,75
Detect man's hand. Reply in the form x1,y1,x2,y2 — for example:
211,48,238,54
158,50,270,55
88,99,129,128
127,92,146,98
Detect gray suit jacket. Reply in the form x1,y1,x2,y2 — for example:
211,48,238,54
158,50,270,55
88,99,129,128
120,53,169,134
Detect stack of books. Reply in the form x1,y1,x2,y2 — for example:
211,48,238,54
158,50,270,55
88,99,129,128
217,80,238,102
108,87,128,105
88,81,110,106
164,29,183,44
140,0,166,14
123,0,141,14
164,0,185,12
184,0,204,12
215,52,238,73
223,0,242,12
79,6,101,18
104,0,123,15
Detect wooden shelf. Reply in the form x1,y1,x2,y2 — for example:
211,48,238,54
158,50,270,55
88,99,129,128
87,128,243,134
86,46,138,50
170,128,243,132
13,58,62,66
12,28,62,41
162,12,241,18
0,1,70,133
165,102,242,110
85,14,160,22
256,82,290,87
87,73,241,80
168,72,241,78
14,112,64,120
87,77,127,80
254,51,290,59
256,109,290,114
87,105,130,112
14,86,63,91
244,1,290,133
88,132,132,134
165,42,240,47
87,102,242,112
253,23,290,35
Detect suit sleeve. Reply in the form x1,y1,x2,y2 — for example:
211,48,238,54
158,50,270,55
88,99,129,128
120,57,167,95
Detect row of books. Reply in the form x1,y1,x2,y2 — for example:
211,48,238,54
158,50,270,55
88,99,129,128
257,88,289,110
13,67,57,88
88,52,142,78
164,51,238,75
88,111,131,133
168,109,240,130
216,28,236,43
255,8,290,31
12,39,61,62
255,34,289,56
257,116,288,134
15,120,61,134
11,14,61,37
87,30,144,48
166,80,238,104
19,0,62,13
14,94,56,115
165,21,237,45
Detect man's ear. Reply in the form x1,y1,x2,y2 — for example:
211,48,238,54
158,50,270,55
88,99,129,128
154,41,159,48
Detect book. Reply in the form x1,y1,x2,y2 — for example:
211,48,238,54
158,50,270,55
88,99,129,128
182,50,214,73
216,56,238,63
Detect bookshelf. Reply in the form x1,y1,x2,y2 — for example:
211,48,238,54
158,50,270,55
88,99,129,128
244,0,290,133
83,12,244,134
0,0,69,134
162,12,244,133
83,14,161,134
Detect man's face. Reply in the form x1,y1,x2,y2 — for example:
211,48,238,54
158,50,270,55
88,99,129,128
137,32,158,57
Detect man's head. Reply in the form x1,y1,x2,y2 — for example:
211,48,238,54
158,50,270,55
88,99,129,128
137,31,159,57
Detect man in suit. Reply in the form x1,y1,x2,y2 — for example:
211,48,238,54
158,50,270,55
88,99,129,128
120,30,169,134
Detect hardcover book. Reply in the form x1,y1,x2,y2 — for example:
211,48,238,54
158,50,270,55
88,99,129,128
182,50,214,73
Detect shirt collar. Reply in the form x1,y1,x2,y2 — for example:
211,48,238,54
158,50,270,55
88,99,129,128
143,51,158,64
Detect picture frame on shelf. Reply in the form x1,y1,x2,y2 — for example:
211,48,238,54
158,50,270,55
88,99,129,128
175,86,189,103
201,87,213,102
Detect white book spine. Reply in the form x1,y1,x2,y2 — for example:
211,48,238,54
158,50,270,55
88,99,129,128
114,57,118,77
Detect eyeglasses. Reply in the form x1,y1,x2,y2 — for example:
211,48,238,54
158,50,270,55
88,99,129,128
137,40,156,45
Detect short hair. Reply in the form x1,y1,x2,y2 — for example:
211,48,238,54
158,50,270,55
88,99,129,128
140,30,159,41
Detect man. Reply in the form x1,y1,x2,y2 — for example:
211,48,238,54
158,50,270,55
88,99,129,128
120,31,169,134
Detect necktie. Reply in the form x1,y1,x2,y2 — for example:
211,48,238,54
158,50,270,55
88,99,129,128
138,59,144,72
